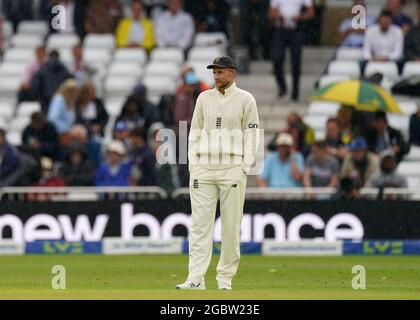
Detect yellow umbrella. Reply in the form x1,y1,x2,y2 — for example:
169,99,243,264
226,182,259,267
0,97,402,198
312,80,401,113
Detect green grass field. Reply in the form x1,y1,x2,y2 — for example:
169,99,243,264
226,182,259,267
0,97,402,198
0,255,419,300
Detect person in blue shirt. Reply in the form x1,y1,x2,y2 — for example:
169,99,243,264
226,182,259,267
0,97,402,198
386,0,413,34
258,132,305,188
128,127,157,186
95,140,132,187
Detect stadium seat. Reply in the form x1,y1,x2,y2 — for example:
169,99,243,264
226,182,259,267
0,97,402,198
315,130,326,140
107,62,143,79
58,48,74,68
364,61,399,80
402,62,420,78
104,75,138,99
6,130,22,146
16,102,42,117
8,116,30,132
318,75,350,88
406,176,420,188
105,98,125,117
83,34,116,51
150,48,184,65
82,49,112,66
308,101,340,116
387,114,409,136
17,20,49,36
10,34,44,48
193,32,228,49
144,61,180,79
335,47,364,61
3,48,35,63
0,76,22,99
113,48,148,65
405,146,420,161
397,100,418,115
187,46,224,62
327,61,361,78
303,115,328,131
0,101,15,119
142,75,177,104
0,62,27,77
396,161,420,177
46,33,80,50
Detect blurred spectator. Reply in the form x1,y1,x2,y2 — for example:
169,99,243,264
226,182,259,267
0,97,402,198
47,79,79,145
116,0,155,51
28,157,66,201
334,177,362,200
268,112,315,152
365,111,409,163
173,71,201,134
258,133,305,188
268,0,315,101
84,0,123,34
303,140,340,188
325,117,350,162
117,84,160,133
178,65,212,94
128,127,157,186
409,102,420,145
59,142,95,186
31,50,73,111
287,123,311,158
366,150,407,189
241,0,271,60
70,44,93,82
404,5,420,61
339,0,375,48
363,10,404,62
147,121,181,192
155,0,195,51
1,0,33,31
67,124,102,168
95,140,132,187
0,129,21,186
76,81,109,137
113,121,131,146
336,105,368,144
18,46,48,103
386,0,413,34
22,112,60,161
340,137,380,187
47,0,87,38
193,0,230,35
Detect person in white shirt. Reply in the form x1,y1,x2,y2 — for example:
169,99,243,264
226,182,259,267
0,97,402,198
155,0,195,51
176,56,259,291
363,9,404,62
268,0,314,101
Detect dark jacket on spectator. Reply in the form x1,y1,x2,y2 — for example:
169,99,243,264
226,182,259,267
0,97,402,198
31,57,73,111
59,147,95,186
365,126,409,163
0,143,20,180
22,121,60,160
404,25,420,61
130,145,157,186
2,0,33,31
409,112,420,146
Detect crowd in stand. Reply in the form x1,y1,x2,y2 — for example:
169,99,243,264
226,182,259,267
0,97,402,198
258,104,420,199
0,0,229,195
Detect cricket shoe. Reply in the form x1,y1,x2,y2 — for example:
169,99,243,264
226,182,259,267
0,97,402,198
176,280,206,290
217,280,232,290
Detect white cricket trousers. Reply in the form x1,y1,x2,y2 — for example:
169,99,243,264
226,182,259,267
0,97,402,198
187,165,247,286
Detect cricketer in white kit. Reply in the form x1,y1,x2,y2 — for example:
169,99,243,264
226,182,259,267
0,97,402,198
176,56,260,290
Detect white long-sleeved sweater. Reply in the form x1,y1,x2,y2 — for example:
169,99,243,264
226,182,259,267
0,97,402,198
188,82,260,173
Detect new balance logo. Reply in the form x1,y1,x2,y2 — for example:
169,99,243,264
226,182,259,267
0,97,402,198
248,123,259,129
193,179,199,189
216,117,222,128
